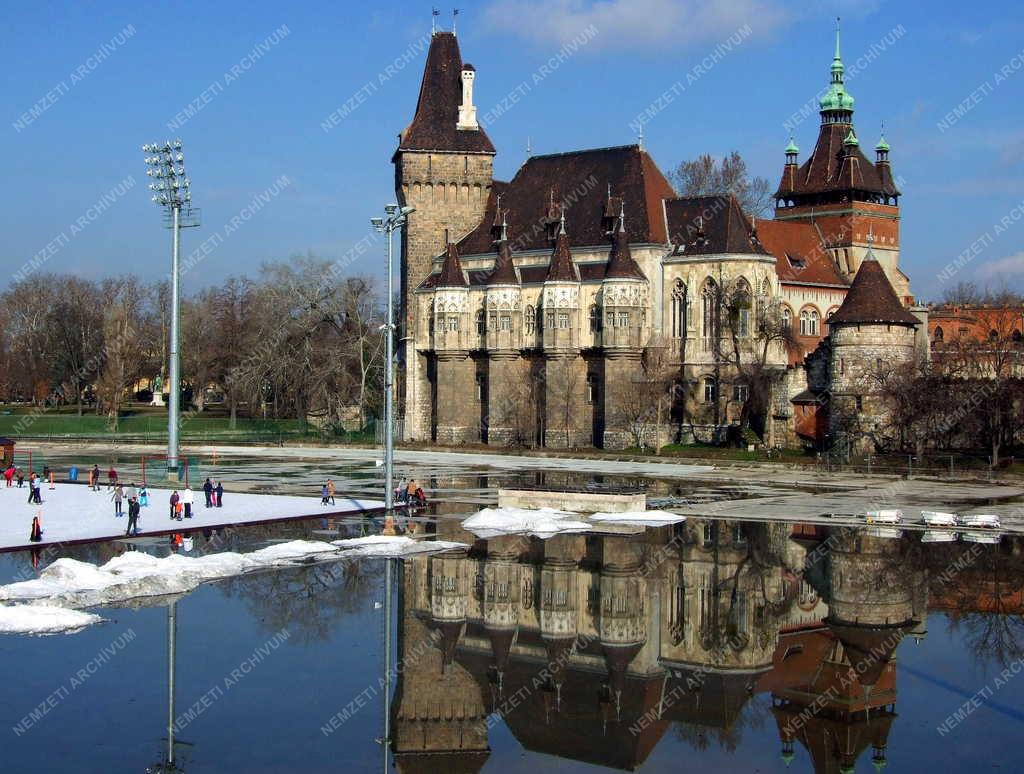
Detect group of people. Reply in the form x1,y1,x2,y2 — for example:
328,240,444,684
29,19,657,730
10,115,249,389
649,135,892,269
395,478,427,506
107,481,147,536
319,479,336,506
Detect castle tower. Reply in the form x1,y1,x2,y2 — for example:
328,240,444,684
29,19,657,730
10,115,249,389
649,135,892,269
773,22,904,295
541,215,587,447
395,31,495,441
431,242,477,443
600,201,649,449
827,237,919,454
484,210,526,445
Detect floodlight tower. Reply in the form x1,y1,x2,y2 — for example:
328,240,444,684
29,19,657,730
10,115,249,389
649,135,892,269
141,140,199,479
371,204,415,513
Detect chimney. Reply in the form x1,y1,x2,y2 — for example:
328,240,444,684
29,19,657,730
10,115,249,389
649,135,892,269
457,64,478,131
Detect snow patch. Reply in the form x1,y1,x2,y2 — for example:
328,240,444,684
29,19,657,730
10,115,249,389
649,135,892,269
462,507,592,539
331,535,467,556
0,605,104,636
589,510,686,526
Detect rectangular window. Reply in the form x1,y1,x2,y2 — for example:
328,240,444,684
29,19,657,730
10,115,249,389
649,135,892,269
733,384,749,402
499,314,511,331
618,311,629,328
738,308,750,337
558,313,569,329
855,395,863,411
447,316,459,332
489,312,498,331
606,311,615,329
704,378,717,403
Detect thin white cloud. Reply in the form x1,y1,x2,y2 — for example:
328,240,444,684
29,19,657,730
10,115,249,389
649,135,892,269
481,0,787,50
976,251,1024,283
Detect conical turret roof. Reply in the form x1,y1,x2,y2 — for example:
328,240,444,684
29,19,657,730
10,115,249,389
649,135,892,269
488,216,519,285
437,241,469,287
545,216,579,282
828,256,918,327
605,203,646,280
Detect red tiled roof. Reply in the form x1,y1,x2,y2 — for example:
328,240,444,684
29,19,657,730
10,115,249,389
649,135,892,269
664,195,769,256
755,219,848,286
436,242,468,287
775,123,897,200
456,145,674,255
829,257,918,326
396,32,495,155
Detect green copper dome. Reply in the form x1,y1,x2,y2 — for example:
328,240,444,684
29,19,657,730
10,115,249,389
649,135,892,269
781,750,795,766
820,20,855,114
785,136,799,154
876,134,890,152
843,128,859,146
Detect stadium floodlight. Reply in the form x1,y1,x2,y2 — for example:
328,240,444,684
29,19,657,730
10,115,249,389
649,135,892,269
140,138,199,479
369,204,415,516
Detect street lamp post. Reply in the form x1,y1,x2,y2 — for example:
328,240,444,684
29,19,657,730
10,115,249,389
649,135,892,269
371,205,415,513
141,141,198,478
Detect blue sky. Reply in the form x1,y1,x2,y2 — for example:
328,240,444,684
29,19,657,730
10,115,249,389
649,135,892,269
2,0,1023,301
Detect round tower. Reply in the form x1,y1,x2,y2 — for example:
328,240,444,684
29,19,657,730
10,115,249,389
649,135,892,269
827,235,918,454
432,242,476,443
600,201,650,449
484,210,525,445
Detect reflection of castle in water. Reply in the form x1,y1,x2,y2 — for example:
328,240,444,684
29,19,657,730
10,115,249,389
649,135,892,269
389,519,953,772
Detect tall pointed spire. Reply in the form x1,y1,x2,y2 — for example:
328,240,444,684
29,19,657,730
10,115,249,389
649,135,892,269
820,16,854,122
437,241,468,287
489,211,519,285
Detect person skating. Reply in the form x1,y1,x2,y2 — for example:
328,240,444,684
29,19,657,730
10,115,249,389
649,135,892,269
203,478,213,508
169,490,180,521
215,481,224,508
107,466,118,491
321,483,330,505
29,515,42,543
91,464,101,491
112,484,124,516
27,473,38,504
182,486,194,519
125,497,140,536
327,479,336,506
3,465,14,487
16,469,24,488
139,485,149,507
126,482,137,501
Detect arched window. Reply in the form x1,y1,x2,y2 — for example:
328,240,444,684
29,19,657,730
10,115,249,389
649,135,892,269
933,325,944,342
1012,330,1022,343
734,278,751,337
525,305,536,335
589,304,601,333
781,306,792,331
799,308,819,336
702,279,718,341
989,329,999,341
671,280,687,338
476,308,486,336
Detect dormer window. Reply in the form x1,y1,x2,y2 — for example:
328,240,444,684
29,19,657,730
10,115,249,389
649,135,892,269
786,254,806,270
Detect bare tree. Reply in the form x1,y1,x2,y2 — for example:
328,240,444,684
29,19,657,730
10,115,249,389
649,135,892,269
670,151,772,218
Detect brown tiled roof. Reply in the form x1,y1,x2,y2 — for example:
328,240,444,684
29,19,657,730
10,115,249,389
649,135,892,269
545,224,579,282
396,32,495,155
436,242,468,287
456,145,674,255
487,234,519,285
828,257,918,326
755,219,848,286
775,122,895,200
664,195,769,256
605,218,646,280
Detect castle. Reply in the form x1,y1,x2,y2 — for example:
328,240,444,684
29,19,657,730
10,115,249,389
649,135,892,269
393,26,928,451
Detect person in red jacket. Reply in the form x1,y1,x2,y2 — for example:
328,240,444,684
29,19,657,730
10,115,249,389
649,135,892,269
3,465,14,487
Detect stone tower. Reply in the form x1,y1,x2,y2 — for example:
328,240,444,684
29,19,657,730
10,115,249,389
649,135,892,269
394,31,495,441
773,22,905,296
599,202,649,449
541,215,587,447
431,242,475,443
827,237,919,453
